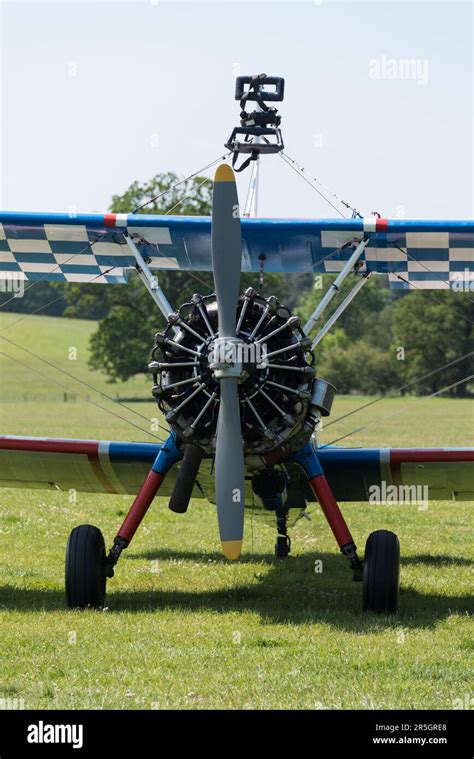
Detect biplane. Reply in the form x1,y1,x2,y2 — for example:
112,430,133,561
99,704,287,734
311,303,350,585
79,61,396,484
0,75,473,613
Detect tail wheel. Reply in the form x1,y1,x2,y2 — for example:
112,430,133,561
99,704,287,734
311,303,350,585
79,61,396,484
362,529,400,613
65,524,107,609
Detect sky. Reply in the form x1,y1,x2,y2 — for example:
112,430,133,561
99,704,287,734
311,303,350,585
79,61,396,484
0,0,472,220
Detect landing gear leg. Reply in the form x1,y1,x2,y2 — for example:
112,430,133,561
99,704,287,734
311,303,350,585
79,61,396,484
65,432,182,608
275,507,291,558
291,443,363,581
104,432,182,577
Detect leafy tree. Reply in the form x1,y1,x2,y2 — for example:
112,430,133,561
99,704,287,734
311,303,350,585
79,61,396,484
0,280,68,316
391,290,474,397
297,274,473,396
297,274,396,350
317,340,399,395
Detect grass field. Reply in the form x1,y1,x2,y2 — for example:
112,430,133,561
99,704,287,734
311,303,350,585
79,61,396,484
0,312,473,710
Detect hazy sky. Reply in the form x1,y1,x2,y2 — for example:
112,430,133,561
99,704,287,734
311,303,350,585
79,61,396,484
1,0,472,220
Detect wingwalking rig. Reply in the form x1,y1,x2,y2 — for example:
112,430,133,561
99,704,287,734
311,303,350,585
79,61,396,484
225,74,285,173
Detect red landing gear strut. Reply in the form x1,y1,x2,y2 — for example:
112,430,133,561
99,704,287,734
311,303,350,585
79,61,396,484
104,433,182,577
291,443,363,581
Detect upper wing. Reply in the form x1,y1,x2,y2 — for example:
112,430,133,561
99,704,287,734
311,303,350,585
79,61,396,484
0,212,472,289
1,436,472,502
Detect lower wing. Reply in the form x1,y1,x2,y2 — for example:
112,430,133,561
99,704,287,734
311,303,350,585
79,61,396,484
0,436,472,503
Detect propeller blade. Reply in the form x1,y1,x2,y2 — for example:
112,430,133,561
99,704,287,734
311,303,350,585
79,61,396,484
214,381,245,560
212,164,242,337
211,164,245,560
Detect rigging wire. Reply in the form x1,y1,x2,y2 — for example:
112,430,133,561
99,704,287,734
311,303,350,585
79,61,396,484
0,152,230,317
0,232,110,311
0,264,120,335
396,245,474,306
0,334,171,437
279,152,473,307
321,374,473,448
0,162,231,442
325,350,474,429
1,352,167,443
280,151,359,218
394,269,473,326
0,162,227,332
131,152,231,213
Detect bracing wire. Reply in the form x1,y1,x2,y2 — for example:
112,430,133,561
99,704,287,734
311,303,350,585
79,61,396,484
0,264,119,335
0,334,171,437
325,351,474,429
0,152,230,317
280,151,359,218
321,374,474,447
131,152,231,213
1,352,167,443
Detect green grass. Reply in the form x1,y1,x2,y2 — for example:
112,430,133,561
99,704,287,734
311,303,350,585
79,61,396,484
0,312,473,709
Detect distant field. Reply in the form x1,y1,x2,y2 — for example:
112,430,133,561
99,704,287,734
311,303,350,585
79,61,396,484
0,312,472,709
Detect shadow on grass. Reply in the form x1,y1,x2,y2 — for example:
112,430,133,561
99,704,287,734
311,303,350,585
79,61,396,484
128,548,474,568
0,550,472,630
401,554,474,568
126,547,276,564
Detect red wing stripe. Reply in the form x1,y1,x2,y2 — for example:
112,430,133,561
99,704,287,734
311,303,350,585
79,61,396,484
0,438,99,455
376,218,388,232
0,437,118,493
390,449,474,486
391,450,474,463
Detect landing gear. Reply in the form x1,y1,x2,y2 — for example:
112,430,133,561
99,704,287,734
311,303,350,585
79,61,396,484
362,530,400,613
64,432,182,609
275,534,291,558
65,524,107,609
291,443,401,612
275,508,291,558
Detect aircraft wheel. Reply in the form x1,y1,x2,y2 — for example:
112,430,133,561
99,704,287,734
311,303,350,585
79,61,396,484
362,529,400,613
65,524,107,609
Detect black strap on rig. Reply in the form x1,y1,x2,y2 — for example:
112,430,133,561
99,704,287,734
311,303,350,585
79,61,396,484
239,75,276,123
225,73,285,172
231,147,259,173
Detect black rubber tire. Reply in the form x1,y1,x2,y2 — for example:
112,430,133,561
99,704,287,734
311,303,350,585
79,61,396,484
65,525,107,609
362,529,400,613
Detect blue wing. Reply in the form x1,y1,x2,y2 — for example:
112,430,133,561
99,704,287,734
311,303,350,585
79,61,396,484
0,211,473,289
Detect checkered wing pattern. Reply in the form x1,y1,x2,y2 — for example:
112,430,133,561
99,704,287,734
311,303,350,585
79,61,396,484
0,212,472,290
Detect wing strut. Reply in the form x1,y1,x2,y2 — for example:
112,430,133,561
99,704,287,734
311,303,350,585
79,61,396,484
124,235,174,320
303,237,369,334
312,271,372,349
